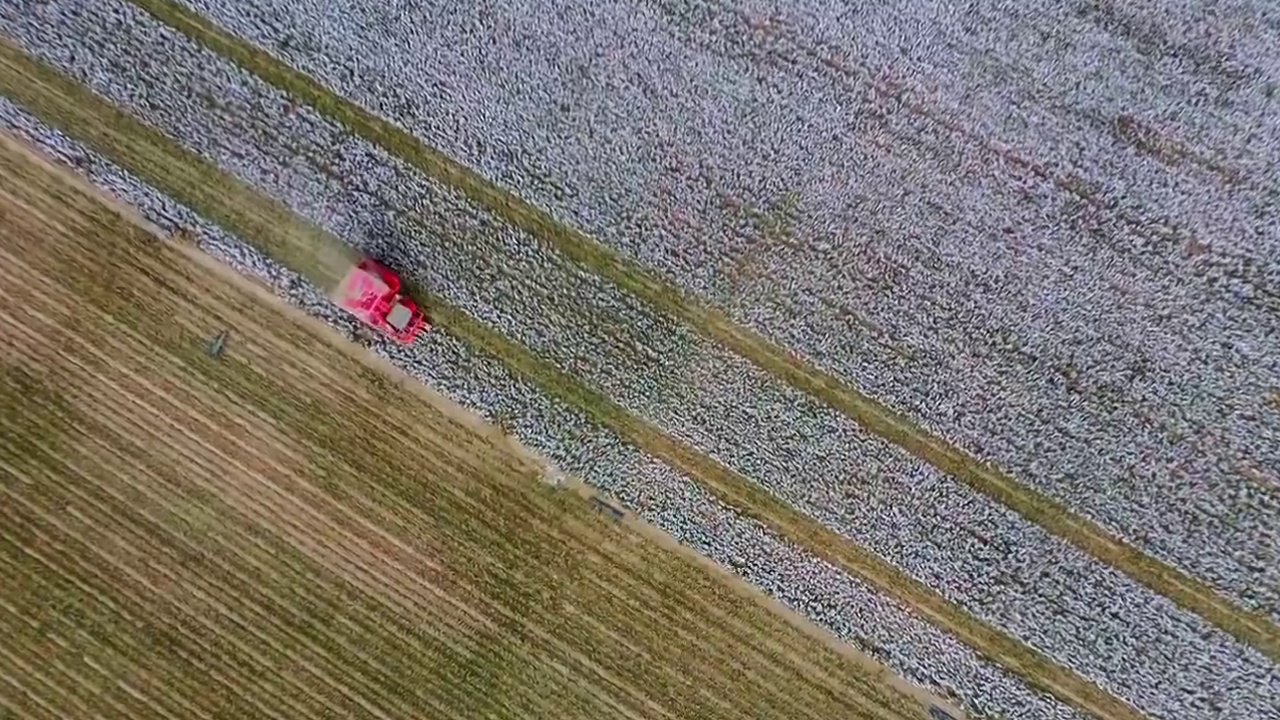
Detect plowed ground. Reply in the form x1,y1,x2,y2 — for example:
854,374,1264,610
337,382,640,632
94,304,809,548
0,134,948,720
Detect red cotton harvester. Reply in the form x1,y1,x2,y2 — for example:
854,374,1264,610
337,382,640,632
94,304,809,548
331,256,429,345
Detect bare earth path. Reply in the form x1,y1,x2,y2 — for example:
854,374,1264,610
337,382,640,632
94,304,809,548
0,133,961,720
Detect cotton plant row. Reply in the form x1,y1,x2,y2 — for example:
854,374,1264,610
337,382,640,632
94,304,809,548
8,3,1280,718
0,92,1099,720
170,0,1280,615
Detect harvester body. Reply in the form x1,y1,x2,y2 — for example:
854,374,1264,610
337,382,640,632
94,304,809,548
333,257,428,344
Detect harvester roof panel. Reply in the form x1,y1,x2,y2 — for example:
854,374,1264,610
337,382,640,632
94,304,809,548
385,303,413,331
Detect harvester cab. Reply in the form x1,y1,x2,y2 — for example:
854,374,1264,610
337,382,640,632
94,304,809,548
332,256,429,345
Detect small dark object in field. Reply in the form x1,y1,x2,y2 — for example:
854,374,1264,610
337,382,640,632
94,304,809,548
590,496,625,522
207,330,228,358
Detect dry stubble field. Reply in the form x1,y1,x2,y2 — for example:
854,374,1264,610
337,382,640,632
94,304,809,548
0,134,953,720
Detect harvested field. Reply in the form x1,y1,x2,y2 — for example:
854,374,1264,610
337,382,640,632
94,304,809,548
0,135,940,720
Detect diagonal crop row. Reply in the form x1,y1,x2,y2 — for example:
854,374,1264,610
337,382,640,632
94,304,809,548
166,0,1280,574
0,14,1172,717
15,7,1280,717
220,0,1278,627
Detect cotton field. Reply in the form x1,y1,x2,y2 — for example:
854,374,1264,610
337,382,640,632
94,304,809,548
2,1,1278,719
169,0,1280,616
